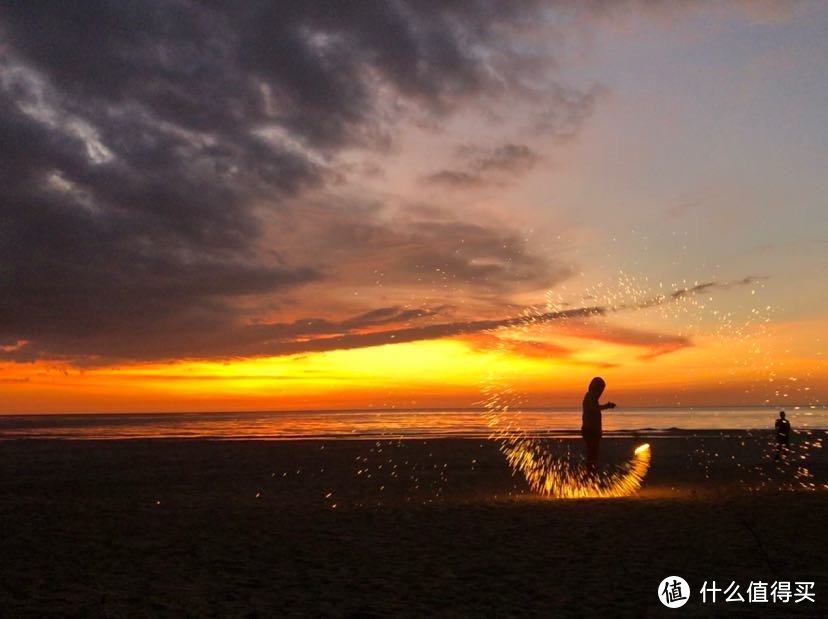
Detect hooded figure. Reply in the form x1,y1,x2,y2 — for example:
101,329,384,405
774,410,791,460
581,377,616,471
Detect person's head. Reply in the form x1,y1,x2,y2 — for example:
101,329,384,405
588,377,606,396
779,411,786,419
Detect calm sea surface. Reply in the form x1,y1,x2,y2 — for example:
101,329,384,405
0,407,826,440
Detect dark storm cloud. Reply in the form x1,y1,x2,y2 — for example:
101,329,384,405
423,170,483,188
341,306,446,328
423,81,604,190
0,1,544,359
470,144,541,173
532,83,605,141
0,2,554,150
424,143,542,188
390,219,558,291
287,209,571,296
0,1,608,363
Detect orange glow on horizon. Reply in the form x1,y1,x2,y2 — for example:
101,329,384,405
1,315,825,414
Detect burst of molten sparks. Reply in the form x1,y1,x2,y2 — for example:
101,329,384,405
482,382,653,498
499,436,651,499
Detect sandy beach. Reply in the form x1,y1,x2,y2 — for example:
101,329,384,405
2,433,826,617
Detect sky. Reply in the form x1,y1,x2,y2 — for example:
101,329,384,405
1,1,826,413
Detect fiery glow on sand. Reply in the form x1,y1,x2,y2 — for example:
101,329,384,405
482,381,651,498
506,441,651,499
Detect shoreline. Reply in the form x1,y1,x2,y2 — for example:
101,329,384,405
2,427,826,441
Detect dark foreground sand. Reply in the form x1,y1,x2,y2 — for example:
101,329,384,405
2,433,826,617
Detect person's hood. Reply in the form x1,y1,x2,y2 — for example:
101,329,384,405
588,377,605,396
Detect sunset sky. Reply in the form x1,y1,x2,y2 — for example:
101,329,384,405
1,1,826,413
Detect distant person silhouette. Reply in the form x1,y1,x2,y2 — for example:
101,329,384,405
581,377,616,474
774,410,791,460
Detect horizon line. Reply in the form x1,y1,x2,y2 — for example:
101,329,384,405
1,403,824,417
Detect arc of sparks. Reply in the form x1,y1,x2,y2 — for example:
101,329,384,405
482,385,651,498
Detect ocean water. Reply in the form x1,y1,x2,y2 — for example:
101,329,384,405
0,407,826,440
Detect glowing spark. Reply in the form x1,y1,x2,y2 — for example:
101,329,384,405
483,381,651,498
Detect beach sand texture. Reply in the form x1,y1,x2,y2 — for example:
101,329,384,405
2,433,826,617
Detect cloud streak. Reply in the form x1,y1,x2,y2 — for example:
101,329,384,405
1,276,760,364
424,143,542,188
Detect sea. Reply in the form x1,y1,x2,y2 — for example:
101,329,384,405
0,406,826,440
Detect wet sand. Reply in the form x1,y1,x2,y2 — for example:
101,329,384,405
1,433,826,617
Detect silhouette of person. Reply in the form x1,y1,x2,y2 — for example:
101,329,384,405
774,410,790,460
581,377,616,474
